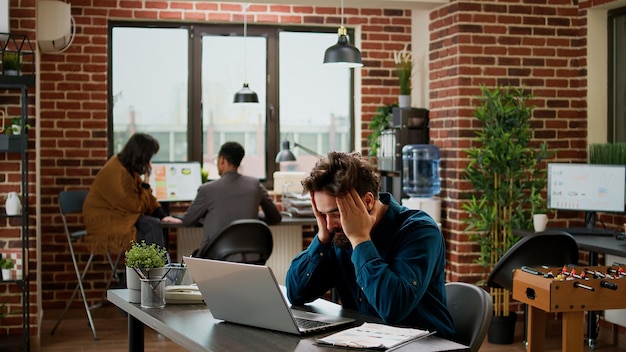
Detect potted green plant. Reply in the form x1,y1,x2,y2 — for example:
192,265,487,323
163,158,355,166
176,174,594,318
393,44,413,108
124,241,169,303
589,143,626,165
5,117,30,135
462,85,551,344
1,256,15,280
367,103,397,158
2,51,20,76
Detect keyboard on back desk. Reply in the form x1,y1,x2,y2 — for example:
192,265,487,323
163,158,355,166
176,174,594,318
548,227,617,237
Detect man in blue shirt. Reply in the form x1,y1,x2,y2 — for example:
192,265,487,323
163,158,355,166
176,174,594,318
286,151,455,340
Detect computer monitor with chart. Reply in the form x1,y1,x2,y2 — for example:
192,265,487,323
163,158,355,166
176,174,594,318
148,162,203,202
547,163,626,227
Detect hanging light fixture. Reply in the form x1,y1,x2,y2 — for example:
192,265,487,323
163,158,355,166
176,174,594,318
323,0,363,68
234,3,259,103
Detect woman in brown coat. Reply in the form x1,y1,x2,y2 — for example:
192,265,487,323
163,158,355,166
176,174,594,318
83,133,181,252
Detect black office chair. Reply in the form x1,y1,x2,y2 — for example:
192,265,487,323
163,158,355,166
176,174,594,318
446,282,493,352
487,230,579,290
51,190,122,340
193,219,273,265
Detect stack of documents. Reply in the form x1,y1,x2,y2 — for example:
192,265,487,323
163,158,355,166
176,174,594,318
316,323,434,350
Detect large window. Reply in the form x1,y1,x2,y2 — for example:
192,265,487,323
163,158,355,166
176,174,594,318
609,7,626,143
109,23,355,185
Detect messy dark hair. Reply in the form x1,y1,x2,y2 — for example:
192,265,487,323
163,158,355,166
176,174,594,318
117,133,160,175
302,151,379,199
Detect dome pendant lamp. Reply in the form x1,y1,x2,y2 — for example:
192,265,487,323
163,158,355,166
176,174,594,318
234,3,259,103
323,0,363,68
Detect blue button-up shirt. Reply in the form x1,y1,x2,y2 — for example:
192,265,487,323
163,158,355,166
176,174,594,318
286,193,455,340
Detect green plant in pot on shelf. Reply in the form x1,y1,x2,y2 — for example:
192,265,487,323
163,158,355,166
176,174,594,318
462,85,551,343
1,256,15,280
394,43,413,107
2,51,20,75
367,103,397,158
4,117,30,135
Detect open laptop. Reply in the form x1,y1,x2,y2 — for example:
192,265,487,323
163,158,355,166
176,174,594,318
183,256,355,334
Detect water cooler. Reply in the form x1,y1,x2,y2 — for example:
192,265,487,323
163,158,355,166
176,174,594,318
401,144,442,226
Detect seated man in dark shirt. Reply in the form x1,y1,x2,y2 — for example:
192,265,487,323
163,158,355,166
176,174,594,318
286,151,455,339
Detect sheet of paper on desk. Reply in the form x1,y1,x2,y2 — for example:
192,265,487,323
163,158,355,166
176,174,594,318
316,322,433,350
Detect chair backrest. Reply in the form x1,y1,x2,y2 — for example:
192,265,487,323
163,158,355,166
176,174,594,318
59,189,88,215
446,282,493,352
58,190,89,239
487,230,579,290
193,219,273,265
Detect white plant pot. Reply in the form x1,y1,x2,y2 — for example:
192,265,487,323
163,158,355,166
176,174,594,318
12,124,21,134
4,69,19,76
5,191,21,216
1,268,12,280
398,94,411,108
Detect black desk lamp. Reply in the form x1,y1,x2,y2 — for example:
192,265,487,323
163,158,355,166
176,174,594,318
275,140,323,163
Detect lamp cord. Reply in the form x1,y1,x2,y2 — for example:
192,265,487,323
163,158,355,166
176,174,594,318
340,0,344,27
243,3,249,83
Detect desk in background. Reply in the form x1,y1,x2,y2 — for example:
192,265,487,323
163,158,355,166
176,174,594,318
165,217,316,285
107,289,468,352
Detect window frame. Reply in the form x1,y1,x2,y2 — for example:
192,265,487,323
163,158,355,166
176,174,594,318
108,21,357,188
608,6,626,143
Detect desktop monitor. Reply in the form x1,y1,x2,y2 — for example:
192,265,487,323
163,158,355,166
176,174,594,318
148,162,202,202
547,163,626,226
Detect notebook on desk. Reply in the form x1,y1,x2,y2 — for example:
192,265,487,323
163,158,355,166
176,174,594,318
183,256,355,335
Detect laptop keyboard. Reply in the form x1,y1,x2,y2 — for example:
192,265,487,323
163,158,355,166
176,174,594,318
294,317,332,330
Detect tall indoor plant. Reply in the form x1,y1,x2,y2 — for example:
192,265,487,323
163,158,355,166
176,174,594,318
462,85,551,343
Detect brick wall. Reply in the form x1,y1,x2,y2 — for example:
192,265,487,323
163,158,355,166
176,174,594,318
2,0,626,339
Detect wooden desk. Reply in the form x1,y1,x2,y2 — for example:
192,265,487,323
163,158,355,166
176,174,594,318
107,289,468,352
165,217,316,285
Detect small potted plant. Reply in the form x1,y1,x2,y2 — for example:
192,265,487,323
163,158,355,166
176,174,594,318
2,51,20,76
393,43,413,108
5,117,30,135
0,256,15,280
367,103,397,158
124,241,169,303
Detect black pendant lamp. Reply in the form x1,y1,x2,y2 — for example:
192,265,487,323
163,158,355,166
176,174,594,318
234,4,259,103
323,0,363,68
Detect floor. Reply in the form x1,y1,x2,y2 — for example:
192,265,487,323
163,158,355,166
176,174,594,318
28,305,626,351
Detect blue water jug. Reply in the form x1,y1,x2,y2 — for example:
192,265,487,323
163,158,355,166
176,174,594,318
402,144,441,197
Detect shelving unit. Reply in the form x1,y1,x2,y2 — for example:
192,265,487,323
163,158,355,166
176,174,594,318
0,32,34,352
377,107,429,201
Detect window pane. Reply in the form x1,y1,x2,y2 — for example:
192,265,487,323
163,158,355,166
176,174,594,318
201,35,267,180
279,31,352,172
111,27,189,160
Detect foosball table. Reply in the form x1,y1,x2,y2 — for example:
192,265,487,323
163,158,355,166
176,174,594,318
513,265,626,352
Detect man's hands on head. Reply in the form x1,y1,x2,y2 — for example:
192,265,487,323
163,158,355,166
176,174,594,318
310,191,333,245
337,189,374,248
